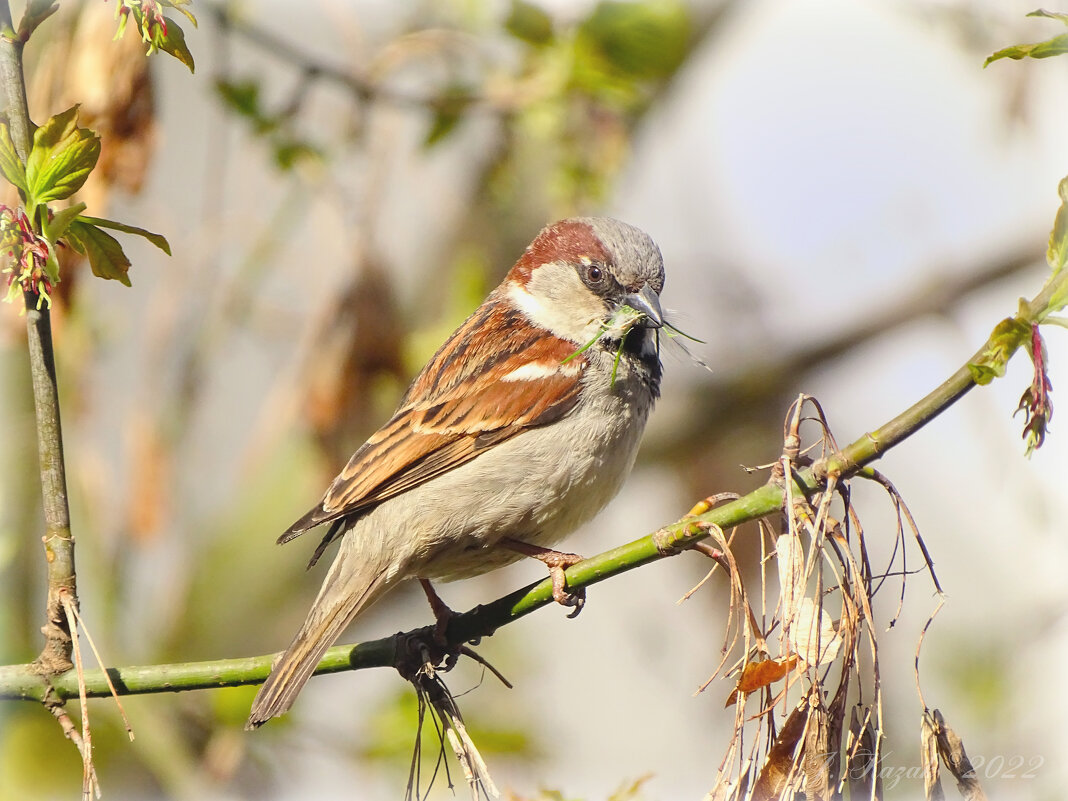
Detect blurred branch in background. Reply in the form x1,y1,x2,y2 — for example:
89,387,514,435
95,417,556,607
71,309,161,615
648,242,1044,467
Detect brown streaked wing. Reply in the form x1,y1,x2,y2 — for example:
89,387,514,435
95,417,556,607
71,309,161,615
321,413,457,514
321,360,583,514
288,310,585,535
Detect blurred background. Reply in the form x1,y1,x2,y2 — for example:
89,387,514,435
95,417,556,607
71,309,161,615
1,0,1067,799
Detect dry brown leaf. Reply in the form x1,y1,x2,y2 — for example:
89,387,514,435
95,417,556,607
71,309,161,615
724,655,799,707
303,254,405,468
804,698,831,801
922,712,945,801
751,703,808,801
932,709,988,801
42,4,157,205
847,706,881,801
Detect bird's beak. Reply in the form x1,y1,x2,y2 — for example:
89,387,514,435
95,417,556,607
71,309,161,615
623,284,664,329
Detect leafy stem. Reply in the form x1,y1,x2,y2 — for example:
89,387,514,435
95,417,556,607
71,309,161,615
0,0,173,680
0,8,77,675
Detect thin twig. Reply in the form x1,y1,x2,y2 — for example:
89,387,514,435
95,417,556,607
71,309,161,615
45,701,100,795
61,594,134,739
60,593,98,800
205,1,485,111
914,596,947,713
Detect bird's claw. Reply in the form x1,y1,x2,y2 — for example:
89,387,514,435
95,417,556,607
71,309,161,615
418,578,457,646
549,565,585,618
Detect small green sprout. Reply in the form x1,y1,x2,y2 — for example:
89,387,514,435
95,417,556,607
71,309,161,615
562,304,655,386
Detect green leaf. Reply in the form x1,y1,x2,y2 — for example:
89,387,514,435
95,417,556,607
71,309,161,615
578,0,691,81
64,219,132,286
1048,280,1068,318
272,139,319,170
1048,175,1068,276
215,78,260,117
423,85,475,148
122,5,196,72
155,16,196,73
505,0,555,46
967,362,1003,385
968,317,1031,383
215,79,276,133
607,775,654,801
1027,9,1068,24
424,108,463,148
24,106,100,206
42,202,87,242
77,214,171,255
159,0,198,28
0,123,28,194
41,240,61,285
985,32,1068,66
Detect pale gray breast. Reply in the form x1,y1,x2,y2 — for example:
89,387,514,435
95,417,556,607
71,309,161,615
370,370,653,582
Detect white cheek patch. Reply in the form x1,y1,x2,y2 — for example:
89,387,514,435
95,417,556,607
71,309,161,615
506,275,603,344
500,360,582,382
506,281,547,322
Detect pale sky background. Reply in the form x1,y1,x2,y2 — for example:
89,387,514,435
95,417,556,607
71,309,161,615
4,0,1068,799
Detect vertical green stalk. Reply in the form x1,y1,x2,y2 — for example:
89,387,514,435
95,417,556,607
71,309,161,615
1,2,78,675
22,292,76,675
0,3,30,156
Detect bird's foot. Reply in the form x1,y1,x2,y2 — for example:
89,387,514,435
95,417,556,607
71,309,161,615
418,578,457,646
501,538,586,618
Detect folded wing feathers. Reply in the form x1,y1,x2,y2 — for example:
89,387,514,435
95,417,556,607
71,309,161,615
278,310,586,546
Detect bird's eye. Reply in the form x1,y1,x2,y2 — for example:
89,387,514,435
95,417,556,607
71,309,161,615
585,264,604,284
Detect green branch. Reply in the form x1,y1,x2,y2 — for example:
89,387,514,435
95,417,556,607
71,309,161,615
0,272,1060,700
0,3,32,157
0,181,1063,702
0,493,780,702
1,0,79,677
814,265,1064,480
1,261,1062,701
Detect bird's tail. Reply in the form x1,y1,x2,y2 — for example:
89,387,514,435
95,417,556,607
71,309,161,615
246,537,396,729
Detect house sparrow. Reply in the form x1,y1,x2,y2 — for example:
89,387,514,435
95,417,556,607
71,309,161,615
246,217,665,728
